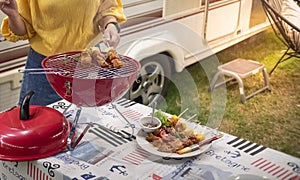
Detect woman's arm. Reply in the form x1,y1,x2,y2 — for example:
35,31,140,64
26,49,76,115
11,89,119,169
0,0,27,36
93,0,126,47
100,15,120,47
99,15,118,30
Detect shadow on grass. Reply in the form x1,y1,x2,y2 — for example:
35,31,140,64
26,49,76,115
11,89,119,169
165,28,300,158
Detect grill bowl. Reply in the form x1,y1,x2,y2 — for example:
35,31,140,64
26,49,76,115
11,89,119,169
42,51,140,107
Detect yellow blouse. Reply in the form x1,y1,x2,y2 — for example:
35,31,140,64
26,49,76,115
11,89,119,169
1,0,126,56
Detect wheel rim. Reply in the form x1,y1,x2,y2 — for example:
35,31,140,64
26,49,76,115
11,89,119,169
130,61,166,105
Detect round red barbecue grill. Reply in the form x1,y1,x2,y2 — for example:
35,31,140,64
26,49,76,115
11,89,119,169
0,51,140,161
42,51,141,107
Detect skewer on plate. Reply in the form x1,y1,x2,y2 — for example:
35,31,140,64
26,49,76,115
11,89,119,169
176,134,223,154
184,114,201,129
178,108,189,118
169,108,189,126
186,114,197,122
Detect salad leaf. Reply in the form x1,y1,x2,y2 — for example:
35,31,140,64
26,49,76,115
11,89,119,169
154,109,173,127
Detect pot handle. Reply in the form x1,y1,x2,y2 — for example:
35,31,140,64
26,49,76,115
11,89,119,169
20,91,34,120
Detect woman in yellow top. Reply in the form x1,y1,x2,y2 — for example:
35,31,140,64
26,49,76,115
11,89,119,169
0,0,126,106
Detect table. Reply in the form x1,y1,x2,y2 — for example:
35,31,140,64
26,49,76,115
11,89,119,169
0,99,299,180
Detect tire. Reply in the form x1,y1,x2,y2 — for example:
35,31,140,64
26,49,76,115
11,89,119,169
128,53,172,105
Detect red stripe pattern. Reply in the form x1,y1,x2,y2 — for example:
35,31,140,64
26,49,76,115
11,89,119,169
27,162,52,180
251,158,300,180
122,147,152,165
122,109,144,122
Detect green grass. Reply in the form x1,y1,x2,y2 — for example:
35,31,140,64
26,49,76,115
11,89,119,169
163,27,300,158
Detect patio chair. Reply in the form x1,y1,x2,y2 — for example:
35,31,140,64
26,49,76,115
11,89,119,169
261,0,300,75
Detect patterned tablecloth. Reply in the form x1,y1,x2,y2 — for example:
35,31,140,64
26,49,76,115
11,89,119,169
0,99,299,180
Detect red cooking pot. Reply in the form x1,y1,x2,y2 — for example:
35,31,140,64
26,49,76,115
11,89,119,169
0,91,70,161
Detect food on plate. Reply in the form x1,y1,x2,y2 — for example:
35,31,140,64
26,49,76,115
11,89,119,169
168,115,180,127
80,47,124,68
145,110,205,154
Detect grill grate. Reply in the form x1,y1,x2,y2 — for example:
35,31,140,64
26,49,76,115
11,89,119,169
43,52,139,79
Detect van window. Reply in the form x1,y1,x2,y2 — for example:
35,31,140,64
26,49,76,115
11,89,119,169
164,0,201,16
122,0,163,28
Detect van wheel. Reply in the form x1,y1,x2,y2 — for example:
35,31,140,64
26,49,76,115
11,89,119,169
128,54,172,105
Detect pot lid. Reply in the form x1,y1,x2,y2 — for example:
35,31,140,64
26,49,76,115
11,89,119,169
0,91,70,161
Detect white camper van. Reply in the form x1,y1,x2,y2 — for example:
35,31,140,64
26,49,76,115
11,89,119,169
0,0,269,111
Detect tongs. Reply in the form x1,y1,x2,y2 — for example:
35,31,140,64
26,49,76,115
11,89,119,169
62,102,134,151
62,104,90,150
66,106,83,150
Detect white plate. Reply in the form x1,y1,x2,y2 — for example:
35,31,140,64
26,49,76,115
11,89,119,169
226,174,270,180
136,128,213,158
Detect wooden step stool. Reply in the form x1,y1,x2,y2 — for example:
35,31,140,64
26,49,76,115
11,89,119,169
210,58,271,103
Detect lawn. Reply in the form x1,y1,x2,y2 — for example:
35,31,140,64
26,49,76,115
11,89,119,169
163,27,300,158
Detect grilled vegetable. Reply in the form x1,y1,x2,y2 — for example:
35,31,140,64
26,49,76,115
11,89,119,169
154,109,172,127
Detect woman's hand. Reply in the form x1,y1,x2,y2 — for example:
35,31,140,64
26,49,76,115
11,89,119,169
103,23,120,48
1,0,27,36
0,0,18,17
